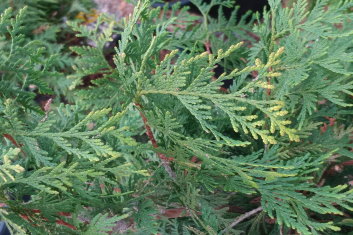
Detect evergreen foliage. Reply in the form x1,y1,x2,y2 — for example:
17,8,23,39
1,0,353,234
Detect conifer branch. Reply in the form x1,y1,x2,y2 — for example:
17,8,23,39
222,206,263,234
135,103,176,179
2,0,353,234
2,134,21,148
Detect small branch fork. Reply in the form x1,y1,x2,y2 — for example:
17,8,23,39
2,133,26,155
3,133,21,148
222,206,263,234
134,103,176,179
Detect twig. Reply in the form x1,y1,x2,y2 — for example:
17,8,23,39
204,41,212,54
222,206,263,234
40,98,52,122
3,133,26,155
135,103,176,179
3,134,21,148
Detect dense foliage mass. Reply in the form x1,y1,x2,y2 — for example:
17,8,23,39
1,0,353,234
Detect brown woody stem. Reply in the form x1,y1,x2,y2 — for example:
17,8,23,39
222,206,263,234
135,103,176,179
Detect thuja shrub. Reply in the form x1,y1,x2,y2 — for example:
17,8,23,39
1,0,353,234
